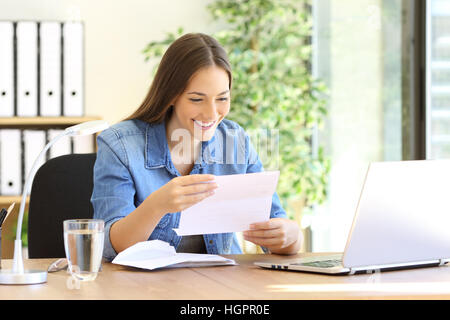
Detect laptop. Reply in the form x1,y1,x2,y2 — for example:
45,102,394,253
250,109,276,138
255,160,450,275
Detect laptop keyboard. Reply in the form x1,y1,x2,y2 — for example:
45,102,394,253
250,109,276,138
293,259,342,268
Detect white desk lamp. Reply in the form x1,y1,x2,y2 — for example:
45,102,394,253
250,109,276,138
0,120,109,285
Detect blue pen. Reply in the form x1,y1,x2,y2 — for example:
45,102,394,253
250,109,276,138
0,208,7,227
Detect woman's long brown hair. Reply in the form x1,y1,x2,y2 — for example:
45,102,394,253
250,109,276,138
125,33,232,123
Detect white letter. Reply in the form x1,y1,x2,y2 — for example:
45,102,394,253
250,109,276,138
170,128,192,165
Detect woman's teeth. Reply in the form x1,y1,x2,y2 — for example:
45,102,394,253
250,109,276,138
193,120,215,128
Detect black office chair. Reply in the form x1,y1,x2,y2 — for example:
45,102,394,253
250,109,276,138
28,153,97,258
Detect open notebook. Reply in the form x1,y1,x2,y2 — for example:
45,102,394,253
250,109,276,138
112,240,236,270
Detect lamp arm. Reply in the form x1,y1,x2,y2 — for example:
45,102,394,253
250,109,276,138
15,130,69,240
12,131,70,273
4,120,108,281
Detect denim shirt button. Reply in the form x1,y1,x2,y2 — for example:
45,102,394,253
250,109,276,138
209,240,213,245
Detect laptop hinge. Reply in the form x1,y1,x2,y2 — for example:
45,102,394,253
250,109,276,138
439,259,450,266
349,267,380,275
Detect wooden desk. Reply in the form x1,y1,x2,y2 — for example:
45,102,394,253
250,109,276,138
2,253,450,300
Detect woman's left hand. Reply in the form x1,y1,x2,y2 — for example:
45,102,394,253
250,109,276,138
243,218,302,255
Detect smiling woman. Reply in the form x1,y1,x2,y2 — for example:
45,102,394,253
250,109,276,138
168,66,231,148
188,88,230,135
125,33,232,125
91,33,302,261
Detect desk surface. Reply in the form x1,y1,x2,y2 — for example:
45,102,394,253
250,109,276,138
2,253,450,300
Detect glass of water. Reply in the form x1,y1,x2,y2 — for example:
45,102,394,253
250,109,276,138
63,219,104,281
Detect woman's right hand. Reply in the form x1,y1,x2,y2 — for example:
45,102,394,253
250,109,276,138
147,174,217,215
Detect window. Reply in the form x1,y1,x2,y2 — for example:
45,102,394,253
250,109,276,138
311,0,405,251
426,0,450,159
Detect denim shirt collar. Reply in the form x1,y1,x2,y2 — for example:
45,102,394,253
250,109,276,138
145,121,221,172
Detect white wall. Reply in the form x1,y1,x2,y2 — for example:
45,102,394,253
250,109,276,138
0,0,216,125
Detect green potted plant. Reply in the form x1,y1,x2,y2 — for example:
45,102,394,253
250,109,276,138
142,0,330,251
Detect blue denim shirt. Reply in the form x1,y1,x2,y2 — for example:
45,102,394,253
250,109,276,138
91,118,287,261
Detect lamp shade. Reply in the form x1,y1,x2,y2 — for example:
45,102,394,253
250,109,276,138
65,120,109,136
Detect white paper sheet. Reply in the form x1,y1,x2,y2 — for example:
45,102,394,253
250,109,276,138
112,240,236,270
173,171,280,236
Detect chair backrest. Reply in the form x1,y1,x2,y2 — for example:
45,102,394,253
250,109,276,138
28,153,96,258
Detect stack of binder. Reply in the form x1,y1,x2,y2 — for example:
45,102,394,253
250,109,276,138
0,128,95,195
0,20,84,117
0,20,88,196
